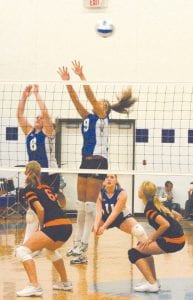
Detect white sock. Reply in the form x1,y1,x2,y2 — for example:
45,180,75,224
81,202,96,245
74,200,85,242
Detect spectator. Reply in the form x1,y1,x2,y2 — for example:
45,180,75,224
163,181,182,214
184,182,193,219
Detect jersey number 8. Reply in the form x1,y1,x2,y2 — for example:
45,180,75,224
30,137,37,151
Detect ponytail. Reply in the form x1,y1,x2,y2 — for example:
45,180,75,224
25,172,39,187
153,196,173,218
25,161,41,188
141,181,173,218
108,88,137,114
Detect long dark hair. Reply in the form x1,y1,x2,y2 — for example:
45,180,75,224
105,87,137,115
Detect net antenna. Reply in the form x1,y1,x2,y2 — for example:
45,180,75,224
83,0,108,9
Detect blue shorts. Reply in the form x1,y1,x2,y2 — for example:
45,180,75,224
79,156,108,180
102,213,133,228
156,237,185,253
41,224,72,242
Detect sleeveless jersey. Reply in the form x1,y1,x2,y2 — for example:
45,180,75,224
26,129,58,169
81,114,109,159
25,184,66,224
144,201,184,239
101,187,130,218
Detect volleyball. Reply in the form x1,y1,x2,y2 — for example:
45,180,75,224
96,20,114,38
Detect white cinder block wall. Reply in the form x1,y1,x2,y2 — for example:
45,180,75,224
0,0,193,211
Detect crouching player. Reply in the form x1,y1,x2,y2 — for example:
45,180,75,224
15,161,73,297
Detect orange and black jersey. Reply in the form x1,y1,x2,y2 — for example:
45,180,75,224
144,201,184,239
25,184,67,224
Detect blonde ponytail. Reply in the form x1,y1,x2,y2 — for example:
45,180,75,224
153,196,173,217
25,161,41,187
141,181,173,218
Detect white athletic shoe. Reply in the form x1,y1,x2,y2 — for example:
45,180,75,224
16,284,43,297
135,279,161,288
67,242,88,257
53,281,73,291
70,254,88,264
67,245,83,257
134,281,159,293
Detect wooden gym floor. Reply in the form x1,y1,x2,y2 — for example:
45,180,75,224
0,217,193,300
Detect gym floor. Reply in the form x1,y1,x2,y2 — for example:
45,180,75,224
0,218,192,300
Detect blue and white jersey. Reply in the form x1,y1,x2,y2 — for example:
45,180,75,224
26,129,58,170
101,187,130,218
81,114,109,159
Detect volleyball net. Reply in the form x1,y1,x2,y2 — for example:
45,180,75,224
0,81,193,174
0,81,192,212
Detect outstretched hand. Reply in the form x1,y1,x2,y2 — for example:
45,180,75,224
57,66,70,80
22,85,33,98
33,84,39,96
71,60,83,77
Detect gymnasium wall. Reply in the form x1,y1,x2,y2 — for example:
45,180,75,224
0,0,193,211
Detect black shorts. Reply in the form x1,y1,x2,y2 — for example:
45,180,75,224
41,173,60,194
156,237,185,253
78,156,108,180
102,213,133,228
41,224,72,242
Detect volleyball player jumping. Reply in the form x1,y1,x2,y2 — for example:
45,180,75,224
58,60,137,264
17,84,60,194
128,181,185,293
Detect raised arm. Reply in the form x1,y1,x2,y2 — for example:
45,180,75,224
17,85,33,136
33,84,54,137
71,60,103,116
57,66,88,119
97,191,127,235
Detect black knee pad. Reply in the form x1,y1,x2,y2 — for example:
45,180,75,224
128,248,150,264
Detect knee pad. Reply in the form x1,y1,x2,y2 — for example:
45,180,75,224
15,246,32,262
131,224,147,241
128,248,150,264
85,202,96,214
76,200,85,211
45,249,62,262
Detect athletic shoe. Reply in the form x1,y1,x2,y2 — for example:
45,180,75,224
70,254,88,264
135,279,161,288
67,245,83,257
80,242,88,252
66,241,82,257
16,284,43,297
134,281,159,293
66,246,79,257
53,281,73,291
67,242,88,257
